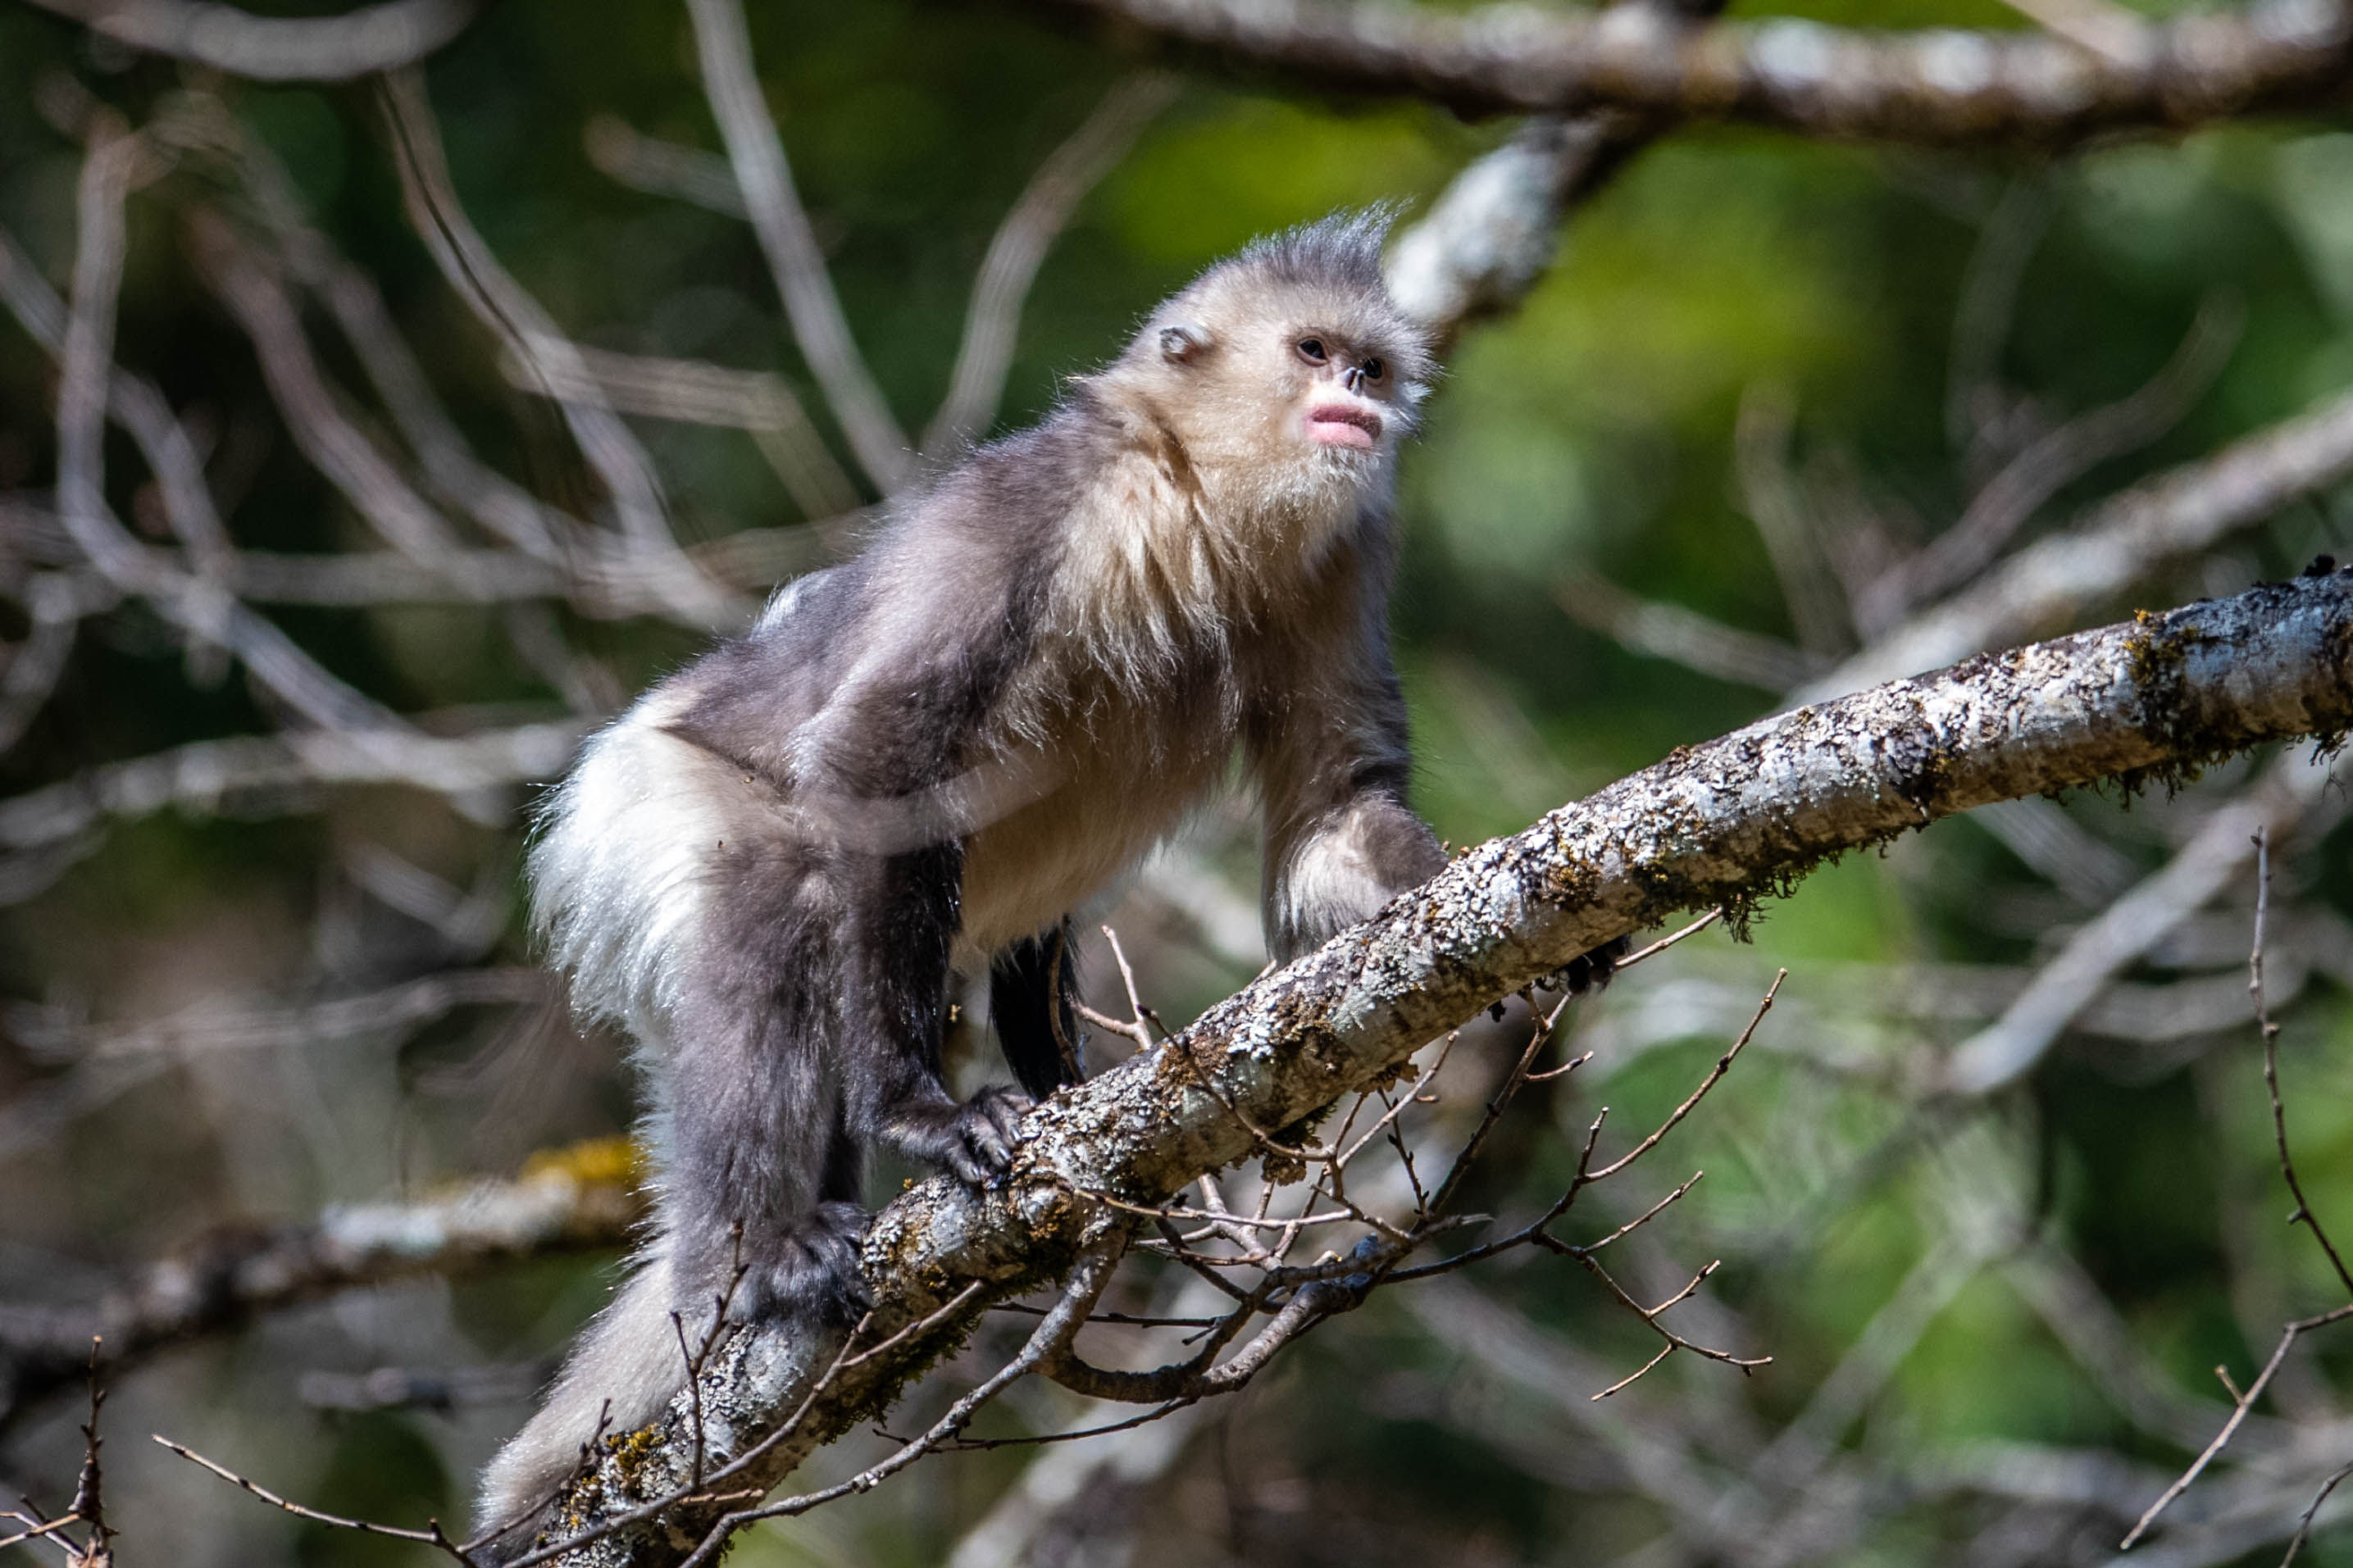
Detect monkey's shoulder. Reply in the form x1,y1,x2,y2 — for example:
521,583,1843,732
921,391,1158,526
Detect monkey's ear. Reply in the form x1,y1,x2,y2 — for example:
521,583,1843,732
1158,323,1212,365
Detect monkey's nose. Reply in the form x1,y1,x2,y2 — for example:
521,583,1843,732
1342,366,1364,393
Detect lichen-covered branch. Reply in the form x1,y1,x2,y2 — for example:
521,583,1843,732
1043,0,2353,146
490,572,2353,1566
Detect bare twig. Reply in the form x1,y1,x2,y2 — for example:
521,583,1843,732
3,966,545,1066
2120,827,2353,1549
1577,1257,1768,1396
1803,384,2353,702
494,344,858,521
378,70,733,626
665,1237,1126,1568
172,99,581,566
184,209,469,565
1944,752,2338,1095
1946,175,2054,466
2252,828,2353,1298
1616,908,1726,970
1590,972,1782,1184
1554,571,1823,692
0,575,99,757
48,120,404,733
0,720,587,865
2280,1459,2353,1566
0,225,236,576
2120,1301,2353,1548
1736,385,1854,656
157,1436,476,1562
583,116,747,219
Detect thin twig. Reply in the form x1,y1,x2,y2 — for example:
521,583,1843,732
2252,828,2353,1298
671,1236,1126,1566
156,1436,476,1561
1586,970,1782,1183
2122,833,2353,1548
2119,1301,2353,1548
2280,1458,2353,1566
26,0,479,80
1615,907,1725,970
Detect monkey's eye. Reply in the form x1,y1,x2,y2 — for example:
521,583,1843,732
1295,338,1328,365
1361,357,1386,382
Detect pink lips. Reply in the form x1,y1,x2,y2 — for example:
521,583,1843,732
1305,402,1381,449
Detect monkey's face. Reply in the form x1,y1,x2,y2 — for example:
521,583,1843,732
1285,330,1398,455
1144,280,1426,488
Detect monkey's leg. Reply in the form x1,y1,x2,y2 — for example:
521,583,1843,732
664,930,871,1327
844,843,1034,1184
990,920,1084,1101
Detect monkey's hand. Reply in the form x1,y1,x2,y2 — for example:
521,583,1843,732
885,1086,1033,1187
1542,935,1627,997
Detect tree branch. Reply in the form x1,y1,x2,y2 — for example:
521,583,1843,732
685,0,913,493
25,0,477,81
1041,0,2353,146
1,1143,639,1431
486,570,2353,1565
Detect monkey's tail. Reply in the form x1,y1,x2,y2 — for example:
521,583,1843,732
476,1249,685,1538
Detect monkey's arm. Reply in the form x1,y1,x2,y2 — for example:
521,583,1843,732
1251,629,1448,965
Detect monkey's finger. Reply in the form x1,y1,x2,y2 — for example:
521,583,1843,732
980,1095,1029,1148
965,1119,1015,1171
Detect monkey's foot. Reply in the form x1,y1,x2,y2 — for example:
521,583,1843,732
721,1202,873,1327
885,1086,1033,1187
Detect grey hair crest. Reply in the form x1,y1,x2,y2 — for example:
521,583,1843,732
1228,206,1401,292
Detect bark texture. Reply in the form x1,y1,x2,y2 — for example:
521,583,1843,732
494,570,2353,1566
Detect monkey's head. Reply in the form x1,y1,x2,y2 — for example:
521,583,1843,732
1114,211,1434,503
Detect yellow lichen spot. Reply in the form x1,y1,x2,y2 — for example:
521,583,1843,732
604,1423,667,1493
523,1134,645,1193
